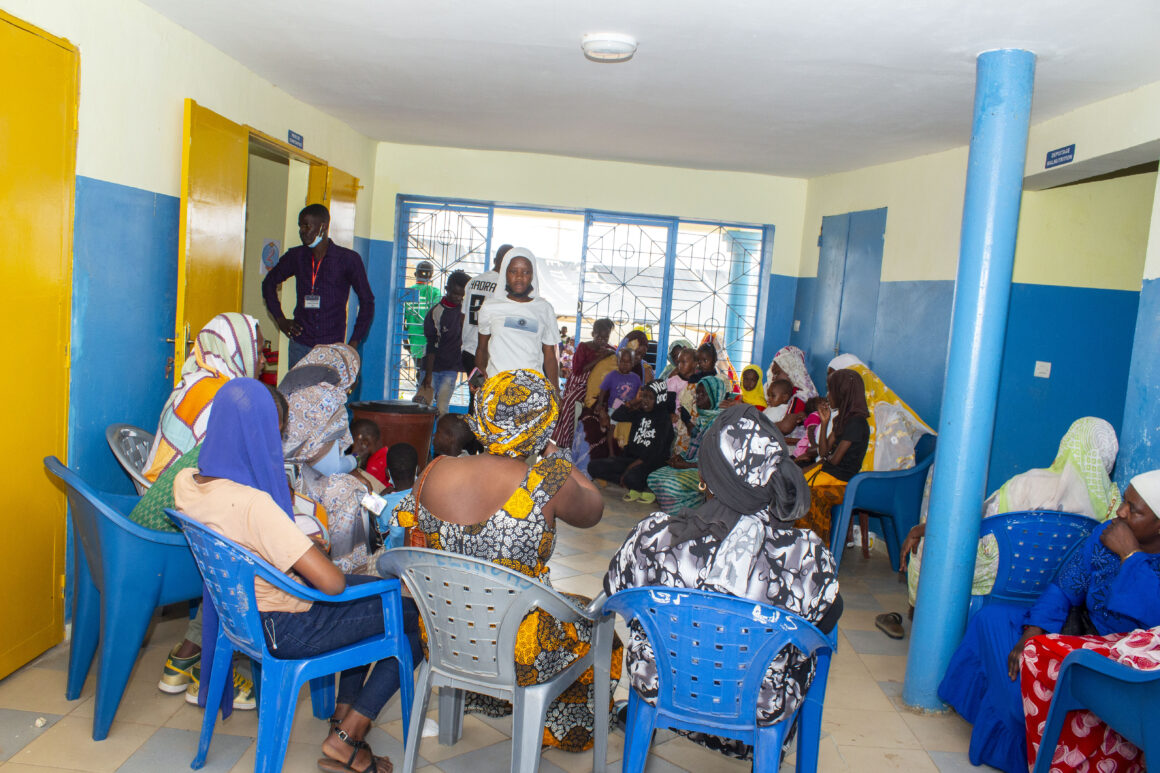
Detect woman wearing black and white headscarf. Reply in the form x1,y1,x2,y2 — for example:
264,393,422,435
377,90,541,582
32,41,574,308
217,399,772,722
604,403,842,760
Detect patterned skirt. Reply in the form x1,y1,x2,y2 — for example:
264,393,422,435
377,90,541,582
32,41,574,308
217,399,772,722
646,466,706,513
448,595,624,752
796,464,847,546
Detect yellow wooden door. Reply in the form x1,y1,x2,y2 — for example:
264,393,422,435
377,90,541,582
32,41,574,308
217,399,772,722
305,165,359,247
0,11,77,679
174,99,249,373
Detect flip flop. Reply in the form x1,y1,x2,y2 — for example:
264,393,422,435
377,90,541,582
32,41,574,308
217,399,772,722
875,612,905,640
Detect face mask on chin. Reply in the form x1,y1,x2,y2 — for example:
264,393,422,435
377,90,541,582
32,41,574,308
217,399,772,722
308,229,325,249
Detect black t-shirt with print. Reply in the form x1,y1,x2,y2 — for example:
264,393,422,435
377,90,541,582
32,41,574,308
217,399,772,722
612,405,675,468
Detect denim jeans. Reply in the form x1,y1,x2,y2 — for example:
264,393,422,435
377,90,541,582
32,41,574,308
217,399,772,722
430,370,458,414
287,338,313,369
260,575,422,720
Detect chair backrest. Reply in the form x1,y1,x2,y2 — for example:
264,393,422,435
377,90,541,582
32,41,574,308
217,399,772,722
105,424,155,494
167,509,277,661
979,510,1099,608
377,547,590,691
602,586,836,737
915,434,936,466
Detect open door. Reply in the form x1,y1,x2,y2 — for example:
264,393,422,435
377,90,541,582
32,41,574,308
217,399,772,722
174,99,249,373
0,10,77,679
306,164,359,247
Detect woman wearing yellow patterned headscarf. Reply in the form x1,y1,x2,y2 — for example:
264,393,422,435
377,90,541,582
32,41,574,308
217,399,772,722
467,368,559,459
380,366,622,753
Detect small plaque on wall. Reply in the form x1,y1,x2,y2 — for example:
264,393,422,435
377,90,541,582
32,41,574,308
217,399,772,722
1045,144,1075,169
288,130,304,149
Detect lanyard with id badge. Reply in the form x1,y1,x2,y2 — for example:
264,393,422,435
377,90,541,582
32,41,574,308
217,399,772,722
305,252,324,309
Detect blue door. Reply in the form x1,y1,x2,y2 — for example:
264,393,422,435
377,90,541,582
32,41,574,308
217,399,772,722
806,208,886,386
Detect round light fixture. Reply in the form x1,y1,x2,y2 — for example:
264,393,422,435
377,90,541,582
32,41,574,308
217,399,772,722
581,33,637,63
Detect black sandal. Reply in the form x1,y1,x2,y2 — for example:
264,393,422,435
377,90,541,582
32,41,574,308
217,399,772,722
318,727,391,773
875,611,906,640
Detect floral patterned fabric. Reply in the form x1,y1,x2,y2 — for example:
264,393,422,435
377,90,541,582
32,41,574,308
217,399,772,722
604,512,838,733
1021,628,1158,773
390,452,624,752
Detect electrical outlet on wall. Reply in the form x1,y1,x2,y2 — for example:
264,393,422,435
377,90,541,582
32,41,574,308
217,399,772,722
1034,361,1051,379
793,320,801,332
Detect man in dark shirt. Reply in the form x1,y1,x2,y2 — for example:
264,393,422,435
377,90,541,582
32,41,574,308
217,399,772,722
261,203,375,368
419,270,471,414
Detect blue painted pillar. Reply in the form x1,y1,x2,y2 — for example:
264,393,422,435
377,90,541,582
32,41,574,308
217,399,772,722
903,49,1036,711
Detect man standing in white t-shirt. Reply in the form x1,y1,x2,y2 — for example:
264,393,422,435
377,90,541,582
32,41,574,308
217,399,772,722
475,246,560,391
460,243,511,375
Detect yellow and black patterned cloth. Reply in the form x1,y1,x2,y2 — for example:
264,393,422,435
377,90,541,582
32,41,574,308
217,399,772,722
391,455,623,751
467,368,559,459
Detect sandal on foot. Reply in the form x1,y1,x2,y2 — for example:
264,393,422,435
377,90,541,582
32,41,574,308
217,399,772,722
875,611,905,640
318,728,392,773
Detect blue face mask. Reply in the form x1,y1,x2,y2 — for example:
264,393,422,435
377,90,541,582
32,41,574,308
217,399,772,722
308,228,325,249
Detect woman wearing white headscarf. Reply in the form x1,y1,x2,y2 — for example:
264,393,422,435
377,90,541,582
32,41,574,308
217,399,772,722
475,246,561,387
606,404,841,760
940,469,1160,773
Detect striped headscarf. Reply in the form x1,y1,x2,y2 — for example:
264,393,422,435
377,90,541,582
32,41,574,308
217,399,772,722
767,345,818,401
143,312,260,481
468,369,558,459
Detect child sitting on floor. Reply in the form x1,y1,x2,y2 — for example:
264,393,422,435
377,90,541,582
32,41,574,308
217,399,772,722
350,418,389,488
386,443,418,492
432,414,475,458
587,380,674,504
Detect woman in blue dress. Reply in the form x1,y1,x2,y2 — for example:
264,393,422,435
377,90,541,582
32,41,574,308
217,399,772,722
938,471,1160,773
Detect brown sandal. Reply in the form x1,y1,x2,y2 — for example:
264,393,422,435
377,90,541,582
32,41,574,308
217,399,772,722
318,727,392,773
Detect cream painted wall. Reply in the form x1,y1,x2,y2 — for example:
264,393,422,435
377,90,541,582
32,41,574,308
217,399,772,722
1012,172,1155,290
370,142,808,275
4,0,378,238
1142,172,1160,282
799,146,969,282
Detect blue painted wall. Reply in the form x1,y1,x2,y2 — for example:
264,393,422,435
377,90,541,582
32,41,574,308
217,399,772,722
68,177,179,495
870,280,954,429
354,238,394,402
788,276,817,357
1117,277,1160,487
987,283,1138,490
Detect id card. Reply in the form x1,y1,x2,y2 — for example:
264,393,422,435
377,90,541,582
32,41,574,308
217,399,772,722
304,294,321,309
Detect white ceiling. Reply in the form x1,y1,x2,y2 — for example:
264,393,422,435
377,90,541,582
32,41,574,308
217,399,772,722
141,0,1160,178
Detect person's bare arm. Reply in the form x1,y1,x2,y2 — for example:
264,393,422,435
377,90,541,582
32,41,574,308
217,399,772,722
827,439,853,466
475,334,490,375
542,344,559,389
290,546,346,595
551,466,605,528
775,412,803,435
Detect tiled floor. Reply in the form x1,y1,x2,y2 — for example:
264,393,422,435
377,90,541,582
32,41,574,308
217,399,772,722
0,488,998,772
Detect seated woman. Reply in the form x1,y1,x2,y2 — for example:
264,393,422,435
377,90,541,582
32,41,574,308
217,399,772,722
764,345,817,442
143,312,265,482
382,368,623,753
797,369,871,544
551,317,614,450
606,404,841,760
136,311,265,701
647,376,727,513
281,344,377,573
174,378,421,773
940,473,1160,773
828,353,934,473
902,417,1121,610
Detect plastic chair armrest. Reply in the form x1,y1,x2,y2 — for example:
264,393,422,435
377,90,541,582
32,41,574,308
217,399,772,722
253,564,401,604
585,591,609,617
1062,648,1160,684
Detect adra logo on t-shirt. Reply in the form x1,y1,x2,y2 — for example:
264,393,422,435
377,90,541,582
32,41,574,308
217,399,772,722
503,316,540,333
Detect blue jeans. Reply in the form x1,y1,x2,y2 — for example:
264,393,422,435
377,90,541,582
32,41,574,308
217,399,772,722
287,338,313,369
430,370,458,414
260,575,422,720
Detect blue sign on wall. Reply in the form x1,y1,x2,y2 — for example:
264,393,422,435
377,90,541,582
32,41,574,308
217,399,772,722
1045,144,1075,169
288,130,304,149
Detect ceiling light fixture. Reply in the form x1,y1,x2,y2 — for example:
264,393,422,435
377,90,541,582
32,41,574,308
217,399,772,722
581,33,637,63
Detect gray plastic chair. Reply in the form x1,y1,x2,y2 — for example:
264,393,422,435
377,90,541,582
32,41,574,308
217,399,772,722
105,424,155,494
377,547,613,773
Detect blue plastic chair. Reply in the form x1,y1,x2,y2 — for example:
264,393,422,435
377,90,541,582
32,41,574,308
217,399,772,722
43,456,204,741
1032,647,1160,773
967,510,1098,618
167,509,415,772
829,434,936,570
601,587,837,773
